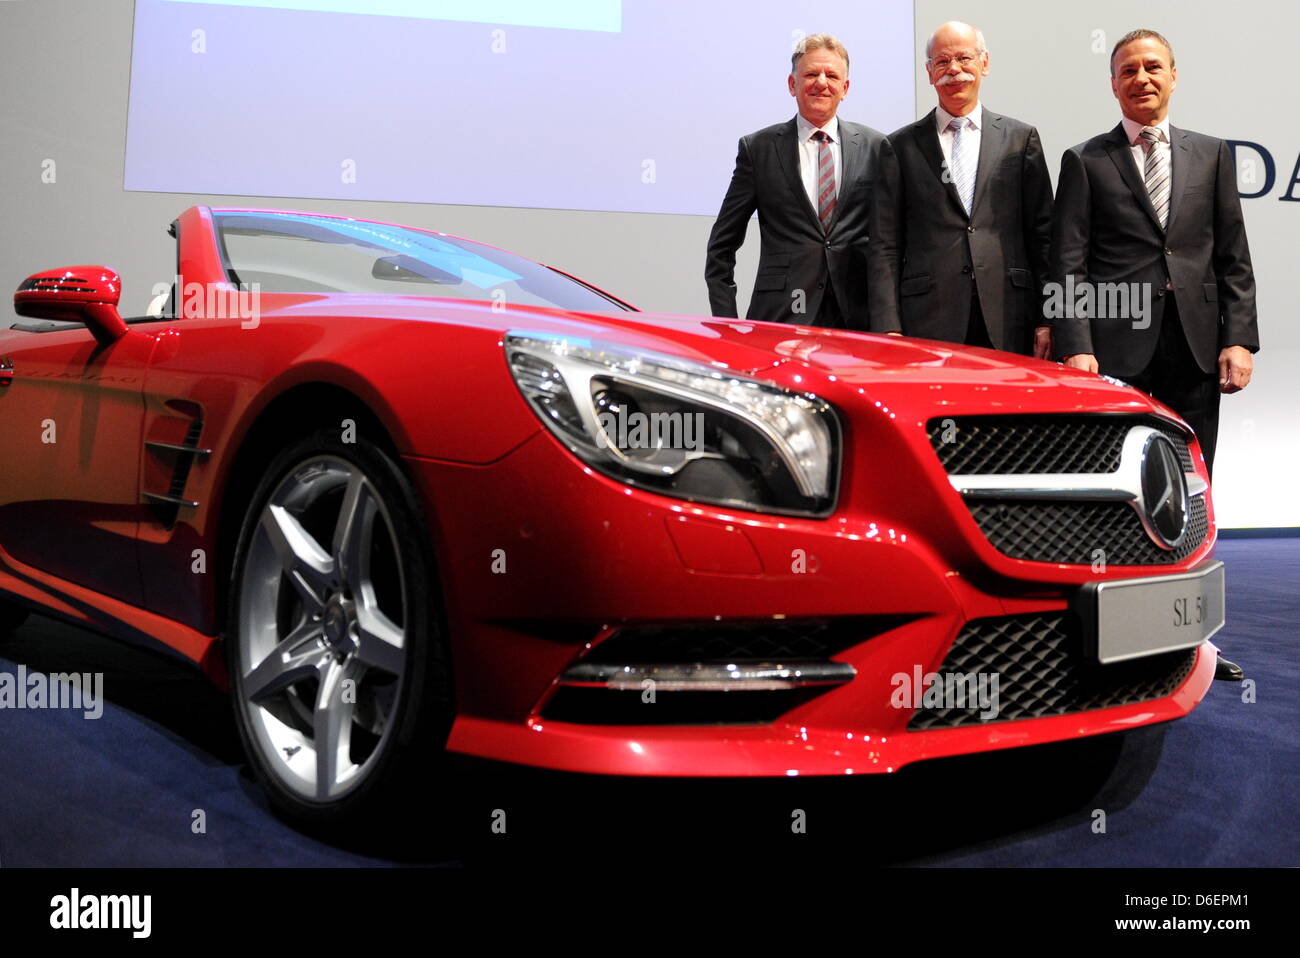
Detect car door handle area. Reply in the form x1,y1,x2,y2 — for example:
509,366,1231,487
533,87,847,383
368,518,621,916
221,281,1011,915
0,357,13,387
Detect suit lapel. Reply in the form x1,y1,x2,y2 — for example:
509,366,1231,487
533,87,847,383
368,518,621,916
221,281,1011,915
969,110,1005,218
1165,125,1191,232
774,117,822,229
828,123,861,232
1104,122,1164,233
914,110,967,218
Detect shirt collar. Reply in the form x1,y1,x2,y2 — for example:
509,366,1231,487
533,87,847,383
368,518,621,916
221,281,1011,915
795,113,840,143
1122,114,1171,145
936,101,983,133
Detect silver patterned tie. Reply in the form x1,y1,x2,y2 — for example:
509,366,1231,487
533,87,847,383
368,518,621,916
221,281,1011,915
948,117,975,216
1140,126,1171,229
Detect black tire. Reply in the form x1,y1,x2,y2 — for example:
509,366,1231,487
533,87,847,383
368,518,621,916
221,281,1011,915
0,599,29,638
225,427,452,832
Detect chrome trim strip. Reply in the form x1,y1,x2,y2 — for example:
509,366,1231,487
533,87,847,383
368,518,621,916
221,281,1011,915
952,470,1204,499
558,661,856,691
951,474,1139,500
142,491,200,508
145,440,212,457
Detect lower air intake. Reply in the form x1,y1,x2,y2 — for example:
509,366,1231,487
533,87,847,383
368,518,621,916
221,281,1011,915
908,612,1198,730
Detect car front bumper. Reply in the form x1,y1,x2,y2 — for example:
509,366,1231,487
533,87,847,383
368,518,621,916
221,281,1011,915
405,415,1218,777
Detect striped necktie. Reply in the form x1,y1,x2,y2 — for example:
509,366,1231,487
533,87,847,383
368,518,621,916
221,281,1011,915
812,130,836,232
1139,126,1171,229
948,117,975,215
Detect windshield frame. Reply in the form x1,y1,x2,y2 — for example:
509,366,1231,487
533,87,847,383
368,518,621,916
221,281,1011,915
210,209,636,313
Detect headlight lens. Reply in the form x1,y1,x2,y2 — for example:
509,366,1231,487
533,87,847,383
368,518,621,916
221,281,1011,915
505,332,839,516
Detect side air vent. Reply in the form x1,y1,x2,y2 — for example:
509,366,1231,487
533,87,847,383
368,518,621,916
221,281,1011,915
142,405,209,527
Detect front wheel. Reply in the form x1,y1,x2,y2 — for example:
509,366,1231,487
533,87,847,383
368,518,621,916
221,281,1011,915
225,430,451,831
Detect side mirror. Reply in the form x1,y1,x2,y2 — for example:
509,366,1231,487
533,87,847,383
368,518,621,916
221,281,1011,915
14,265,128,345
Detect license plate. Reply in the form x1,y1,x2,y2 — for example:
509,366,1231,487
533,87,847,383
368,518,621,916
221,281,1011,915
1075,560,1225,664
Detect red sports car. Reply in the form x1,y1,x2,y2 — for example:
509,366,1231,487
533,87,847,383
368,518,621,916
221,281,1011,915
0,206,1224,830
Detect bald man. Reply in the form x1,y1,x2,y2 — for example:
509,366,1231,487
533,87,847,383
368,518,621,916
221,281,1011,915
868,21,1053,357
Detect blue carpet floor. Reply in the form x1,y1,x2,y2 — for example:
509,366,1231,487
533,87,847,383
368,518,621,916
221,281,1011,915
0,538,1295,867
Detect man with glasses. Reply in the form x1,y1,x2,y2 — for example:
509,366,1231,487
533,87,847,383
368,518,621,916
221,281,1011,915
868,21,1054,357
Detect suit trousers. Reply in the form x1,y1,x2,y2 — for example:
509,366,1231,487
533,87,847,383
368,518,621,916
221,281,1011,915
1124,296,1222,476
964,285,992,349
815,277,847,329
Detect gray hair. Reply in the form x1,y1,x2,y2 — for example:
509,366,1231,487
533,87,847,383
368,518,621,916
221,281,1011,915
925,22,987,59
791,34,850,75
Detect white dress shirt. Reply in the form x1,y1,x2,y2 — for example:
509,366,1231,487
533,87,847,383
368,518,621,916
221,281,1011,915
794,113,842,213
936,102,983,173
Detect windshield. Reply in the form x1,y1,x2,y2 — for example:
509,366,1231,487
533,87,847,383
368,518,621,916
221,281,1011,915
213,211,631,312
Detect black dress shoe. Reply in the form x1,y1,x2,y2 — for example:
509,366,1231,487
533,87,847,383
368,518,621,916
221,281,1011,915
1214,655,1244,681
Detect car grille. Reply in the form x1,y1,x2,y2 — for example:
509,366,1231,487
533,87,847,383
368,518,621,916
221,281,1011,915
967,495,1208,565
928,414,1208,564
927,414,1194,474
908,612,1199,730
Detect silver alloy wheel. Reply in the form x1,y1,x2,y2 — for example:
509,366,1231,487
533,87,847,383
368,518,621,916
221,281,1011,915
236,455,408,802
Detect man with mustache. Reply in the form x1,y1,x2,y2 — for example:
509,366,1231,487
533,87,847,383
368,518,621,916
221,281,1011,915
706,34,889,329
868,21,1054,357
1052,29,1258,681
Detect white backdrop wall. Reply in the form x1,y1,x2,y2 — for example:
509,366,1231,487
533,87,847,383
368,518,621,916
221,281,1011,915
1,0,1294,527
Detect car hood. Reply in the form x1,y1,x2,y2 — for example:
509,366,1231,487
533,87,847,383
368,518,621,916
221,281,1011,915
262,294,1171,418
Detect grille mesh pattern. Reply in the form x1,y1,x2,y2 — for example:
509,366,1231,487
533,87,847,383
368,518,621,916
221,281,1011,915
968,495,1208,565
908,613,1199,730
928,415,1195,474
1150,420,1195,471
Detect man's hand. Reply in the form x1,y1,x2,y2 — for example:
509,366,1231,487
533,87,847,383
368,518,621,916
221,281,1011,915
1218,346,1253,394
1063,353,1100,373
1033,326,1053,361
886,331,903,337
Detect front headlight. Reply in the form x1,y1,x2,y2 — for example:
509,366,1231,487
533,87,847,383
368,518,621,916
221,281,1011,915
505,332,840,516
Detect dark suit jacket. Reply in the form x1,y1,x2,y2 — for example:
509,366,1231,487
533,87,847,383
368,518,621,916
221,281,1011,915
1051,123,1259,376
866,108,1053,353
705,117,889,327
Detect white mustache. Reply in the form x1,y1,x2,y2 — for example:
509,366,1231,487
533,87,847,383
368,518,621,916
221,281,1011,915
937,72,976,85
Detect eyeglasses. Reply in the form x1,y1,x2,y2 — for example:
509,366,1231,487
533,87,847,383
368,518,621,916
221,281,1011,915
927,53,981,72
